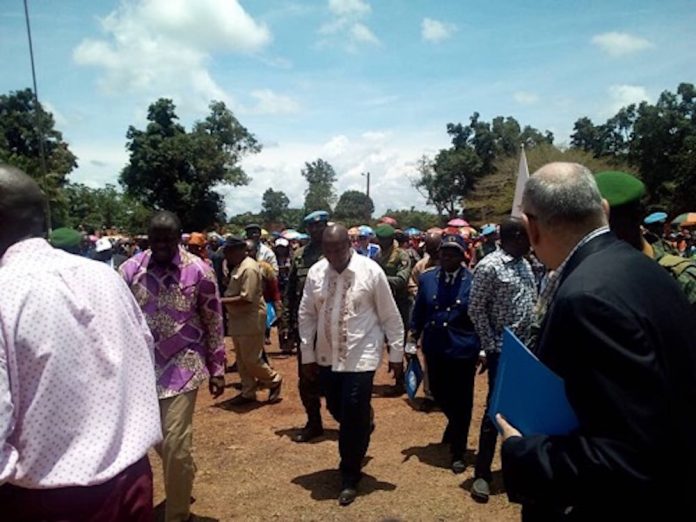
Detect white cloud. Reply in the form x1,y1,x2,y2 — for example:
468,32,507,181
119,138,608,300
607,84,650,113
351,23,379,45
591,32,653,57
246,89,301,115
421,18,456,43
233,131,448,217
329,0,371,17
43,101,69,127
319,0,378,50
73,0,271,108
513,91,539,105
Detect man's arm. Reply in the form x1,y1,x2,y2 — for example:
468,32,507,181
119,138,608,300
468,263,497,353
500,291,676,507
408,273,427,342
197,269,226,378
297,268,319,364
408,259,423,297
387,252,411,293
281,253,299,330
0,337,18,485
373,269,404,362
263,246,279,275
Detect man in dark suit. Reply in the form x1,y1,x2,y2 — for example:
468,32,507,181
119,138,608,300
497,162,696,520
409,234,481,474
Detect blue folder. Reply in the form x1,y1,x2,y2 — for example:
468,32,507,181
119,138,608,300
405,356,424,400
488,328,579,436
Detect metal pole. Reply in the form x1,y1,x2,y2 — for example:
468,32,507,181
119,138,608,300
23,0,51,230
365,171,370,198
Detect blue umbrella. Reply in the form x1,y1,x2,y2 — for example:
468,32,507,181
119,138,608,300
404,227,421,236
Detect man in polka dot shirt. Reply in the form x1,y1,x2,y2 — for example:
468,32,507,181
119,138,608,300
0,164,162,521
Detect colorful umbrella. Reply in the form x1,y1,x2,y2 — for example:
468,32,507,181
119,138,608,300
380,216,398,226
348,226,360,237
404,227,421,236
281,229,300,240
671,212,696,227
447,218,469,227
426,227,443,234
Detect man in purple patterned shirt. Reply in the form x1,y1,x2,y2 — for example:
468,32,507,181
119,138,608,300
120,211,225,522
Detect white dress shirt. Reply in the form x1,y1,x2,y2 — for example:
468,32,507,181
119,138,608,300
298,251,404,372
0,238,162,488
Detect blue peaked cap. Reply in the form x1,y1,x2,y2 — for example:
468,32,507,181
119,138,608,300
644,212,668,225
304,210,329,224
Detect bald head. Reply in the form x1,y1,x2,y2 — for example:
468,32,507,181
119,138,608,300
0,164,47,257
323,224,352,272
522,162,609,269
523,162,607,233
424,231,442,257
148,210,182,265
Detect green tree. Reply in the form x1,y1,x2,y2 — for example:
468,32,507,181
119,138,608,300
302,158,337,213
415,114,552,218
120,98,259,230
382,207,442,230
333,190,374,225
0,89,78,220
261,188,290,224
570,82,696,211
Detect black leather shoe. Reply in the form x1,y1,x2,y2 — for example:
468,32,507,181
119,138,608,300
471,477,491,503
338,487,357,506
451,458,467,474
293,424,324,443
268,380,282,403
228,394,256,406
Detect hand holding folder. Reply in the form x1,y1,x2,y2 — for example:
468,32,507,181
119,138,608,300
489,328,579,436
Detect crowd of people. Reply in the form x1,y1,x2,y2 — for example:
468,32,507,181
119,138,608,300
2,160,696,521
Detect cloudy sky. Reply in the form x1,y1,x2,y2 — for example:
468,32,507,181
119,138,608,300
2,0,695,216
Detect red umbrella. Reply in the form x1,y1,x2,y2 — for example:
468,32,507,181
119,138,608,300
380,216,398,226
447,218,469,227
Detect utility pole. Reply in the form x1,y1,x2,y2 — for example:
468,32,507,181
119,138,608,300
24,0,51,230
362,171,371,198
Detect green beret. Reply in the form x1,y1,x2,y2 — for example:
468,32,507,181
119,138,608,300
375,224,395,238
50,227,82,250
595,171,646,207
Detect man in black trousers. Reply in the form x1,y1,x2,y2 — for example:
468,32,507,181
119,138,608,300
409,234,481,475
497,162,696,520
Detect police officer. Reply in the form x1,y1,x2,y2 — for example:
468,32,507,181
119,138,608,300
596,171,696,312
408,234,481,474
644,211,680,257
280,210,329,442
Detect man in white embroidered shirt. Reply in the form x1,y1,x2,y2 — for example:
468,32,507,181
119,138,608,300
299,224,404,506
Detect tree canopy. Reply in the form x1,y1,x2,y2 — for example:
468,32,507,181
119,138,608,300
413,113,553,218
0,88,78,219
261,188,290,224
302,158,337,214
120,98,259,230
570,82,696,212
333,190,374,225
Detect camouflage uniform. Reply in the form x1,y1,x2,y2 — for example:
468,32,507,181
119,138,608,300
376,243,412,336
281,241,324,428
644,240,696,312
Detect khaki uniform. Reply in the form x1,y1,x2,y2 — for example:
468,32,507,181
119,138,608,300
225,256,280,398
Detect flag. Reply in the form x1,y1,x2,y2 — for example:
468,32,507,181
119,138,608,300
511,145,529,218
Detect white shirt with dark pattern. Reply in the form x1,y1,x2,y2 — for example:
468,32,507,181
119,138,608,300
469,248,538,353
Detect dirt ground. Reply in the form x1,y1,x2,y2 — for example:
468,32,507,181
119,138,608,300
152,337,521,521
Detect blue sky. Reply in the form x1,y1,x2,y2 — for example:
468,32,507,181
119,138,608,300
2,0,695,216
